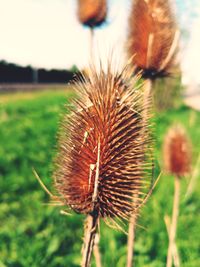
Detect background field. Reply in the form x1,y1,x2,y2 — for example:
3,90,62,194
0,88,200,267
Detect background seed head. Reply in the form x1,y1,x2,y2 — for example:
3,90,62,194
128,0,178,79
163,124,192,177
77,0,107,28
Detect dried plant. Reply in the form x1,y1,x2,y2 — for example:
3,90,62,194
126,2,179,265
163,125,191,177
54,64,152,267
127,0,179,120
77,0,107,28
126,0,179,115
163,124,191,267
127,0,179,80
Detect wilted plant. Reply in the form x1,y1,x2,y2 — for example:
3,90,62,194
54,63,152,267
77,0,107,60
126,1,179,265
163,124,191,267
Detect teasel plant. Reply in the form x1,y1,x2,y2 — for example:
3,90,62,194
126,1,179,265
53,62,154,267
77,0,107,60
127,0,179,114
163,124,192,267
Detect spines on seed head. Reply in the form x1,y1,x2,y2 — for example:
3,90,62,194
54,63,152,222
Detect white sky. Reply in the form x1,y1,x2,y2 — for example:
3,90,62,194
0,0,200,88
182,12,200,86
0,0,129,70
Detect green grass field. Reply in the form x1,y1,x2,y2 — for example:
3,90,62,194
0,89,200,267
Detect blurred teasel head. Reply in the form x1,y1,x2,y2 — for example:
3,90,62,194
163,124,191,178
54,63,152,223
77,0,107,28
127,0,179,80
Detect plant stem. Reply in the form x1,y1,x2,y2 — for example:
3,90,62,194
93,233,102,267
126,216,136,267
143,79,152,117
126,78,152,267
81,213,98,267
164,215,180,267
185,153,200,199
166,176,180,267
82,139,101,267
142,78,152,139
90,27,94,62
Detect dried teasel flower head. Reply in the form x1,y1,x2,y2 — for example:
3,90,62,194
77,0,107,28
163,124,192,177
127,0,179,79
54,63,152,223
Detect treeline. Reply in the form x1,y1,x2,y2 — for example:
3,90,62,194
0,60,78,83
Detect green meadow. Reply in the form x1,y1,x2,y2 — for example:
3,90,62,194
0,89,200,267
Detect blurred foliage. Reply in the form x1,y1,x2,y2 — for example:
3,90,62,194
153,76,183,112
0,89,200,266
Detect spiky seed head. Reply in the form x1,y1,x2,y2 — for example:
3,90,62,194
54,64,152,222
163,125,191,177
77,0,107,28
128,0,179,79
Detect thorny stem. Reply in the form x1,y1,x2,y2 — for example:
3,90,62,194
166,176,180,267
81,214,98,267
82,139,101,267
126,216,136,267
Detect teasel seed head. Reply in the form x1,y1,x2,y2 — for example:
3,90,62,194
127,0,179,79
77,0,107,28
163,124,192,178
54,63,152,222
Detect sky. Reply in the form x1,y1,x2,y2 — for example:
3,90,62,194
0,0,130,70
0,0,199,73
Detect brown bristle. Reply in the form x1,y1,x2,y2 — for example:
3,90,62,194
54,64,152,221
128,0,179,79
163,125,191,177
77,0,107,28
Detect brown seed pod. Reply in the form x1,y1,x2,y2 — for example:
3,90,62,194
54,64,152,221
128,0,179,79
77,0,107,28
163,125,191,177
